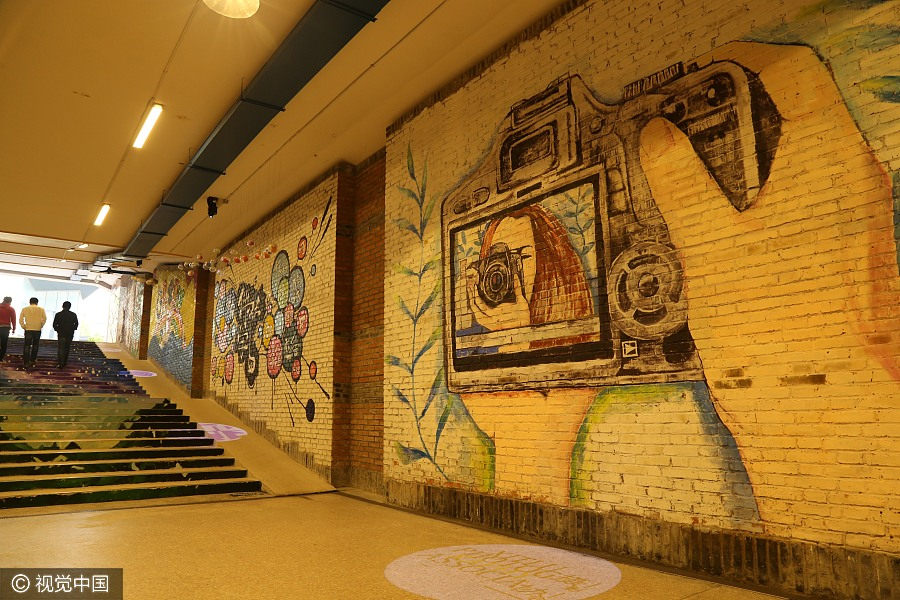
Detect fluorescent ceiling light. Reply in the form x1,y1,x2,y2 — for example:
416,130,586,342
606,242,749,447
202,0,259,18
132,103,163,149
94,204,110,226
77,243,89,249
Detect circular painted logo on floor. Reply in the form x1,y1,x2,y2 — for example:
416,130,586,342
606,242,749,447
198,423,248,442
128,370,156,378
384,544,621,600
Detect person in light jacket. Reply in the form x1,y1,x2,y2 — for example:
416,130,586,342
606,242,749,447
19,297,46,369
53,301,79,368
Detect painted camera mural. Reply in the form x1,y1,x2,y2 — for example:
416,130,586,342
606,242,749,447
385,0,900,550
210,181,336,472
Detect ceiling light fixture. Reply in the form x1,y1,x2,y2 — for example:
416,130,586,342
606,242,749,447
77,243,89,249
132,103,164,149
202,0,259,18
94,204,110,226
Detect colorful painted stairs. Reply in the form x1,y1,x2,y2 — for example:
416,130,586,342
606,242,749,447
0,341,263,509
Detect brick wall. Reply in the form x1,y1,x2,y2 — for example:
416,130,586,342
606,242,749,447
348,152,386,491
209,174,338,480
383,0,900,568
147,267,196,387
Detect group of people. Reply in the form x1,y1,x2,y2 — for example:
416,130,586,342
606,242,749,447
0,297,79,369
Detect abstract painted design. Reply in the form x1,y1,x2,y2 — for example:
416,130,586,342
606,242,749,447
211,198,332,426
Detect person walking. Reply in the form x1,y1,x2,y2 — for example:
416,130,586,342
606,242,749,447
52,301,78,368
0,297,15,361
19,297,46,369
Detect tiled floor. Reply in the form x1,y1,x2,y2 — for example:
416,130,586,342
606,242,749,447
0,345,785,599
0,494,784,600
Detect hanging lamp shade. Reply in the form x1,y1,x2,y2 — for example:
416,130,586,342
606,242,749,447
202,0,259,18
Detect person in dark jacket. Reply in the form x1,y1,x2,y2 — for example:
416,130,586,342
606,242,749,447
52,301,78,368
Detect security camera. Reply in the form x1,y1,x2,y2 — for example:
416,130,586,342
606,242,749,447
207,196,218,218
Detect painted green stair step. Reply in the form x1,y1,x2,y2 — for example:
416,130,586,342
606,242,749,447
0,396,169,403
0,407,183,415
0,446,225,463
0,437,214,450
0,420,196,431
0,456,236,477
2,429,205,440
0,414,190,422
0,466,249,492
0,478,264,509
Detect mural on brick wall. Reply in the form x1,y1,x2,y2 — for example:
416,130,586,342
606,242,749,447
211,196,333,427
115,278,143,356
148,269,194,386
387,22,900,542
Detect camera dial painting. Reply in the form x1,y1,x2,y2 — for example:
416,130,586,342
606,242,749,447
442,58,781,392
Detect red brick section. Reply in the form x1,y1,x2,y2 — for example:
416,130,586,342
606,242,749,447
138,283,152,360
191,268,214,398
330,152,385,490
331,164,356,484
348,151,385,491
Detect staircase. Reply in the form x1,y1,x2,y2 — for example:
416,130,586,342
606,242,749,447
0,340,263,509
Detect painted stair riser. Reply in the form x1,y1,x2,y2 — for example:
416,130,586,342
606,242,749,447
0,480,263,509
0,422,197,432
0,438,214,450
2,429,205,440
1,409,183,416
0,469,249,492
0,447,225,463
0,457,236,477
1,414,190,422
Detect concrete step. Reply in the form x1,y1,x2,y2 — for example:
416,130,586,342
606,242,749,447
2,429,205,440
0,437,215,450
0,420,196,431
0,446,225,463
1,413,191,422
0,466,249,492
0,477,264,509
0,456,236,477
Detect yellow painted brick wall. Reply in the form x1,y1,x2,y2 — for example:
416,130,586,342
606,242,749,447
384,0,900,552
210,177,337,475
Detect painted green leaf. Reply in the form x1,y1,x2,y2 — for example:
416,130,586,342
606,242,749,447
420,162,428,207
396,442,428,465
393,264,418,277
394,217,421,239
398,296,415,321
412,338,436,367
406,145,416,182
423,193,437,226
860,76,900,103
567,226,580,234
433,398,454,456
582,217,594,229
385,355,412,374
416,285,439,321
392,385,410,406
398,186,420,205
419,367,444,419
